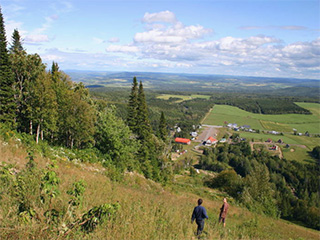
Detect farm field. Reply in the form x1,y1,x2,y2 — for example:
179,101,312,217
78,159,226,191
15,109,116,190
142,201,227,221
204,103,320,134
203,103,319,163
156,94,211,102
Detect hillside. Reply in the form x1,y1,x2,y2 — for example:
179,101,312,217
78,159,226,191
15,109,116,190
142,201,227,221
1,134,319,240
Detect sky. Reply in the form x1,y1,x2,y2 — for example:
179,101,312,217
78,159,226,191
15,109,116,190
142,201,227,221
1,0,320,79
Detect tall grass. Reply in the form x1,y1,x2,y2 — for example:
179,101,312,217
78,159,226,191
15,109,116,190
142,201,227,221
0,137,319,239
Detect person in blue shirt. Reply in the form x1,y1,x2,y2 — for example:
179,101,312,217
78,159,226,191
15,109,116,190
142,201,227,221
191,198,209,237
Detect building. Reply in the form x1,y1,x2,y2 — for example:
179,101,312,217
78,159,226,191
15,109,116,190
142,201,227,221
206,136,218,145
175,137,191,145
219,138,227,143
190,132,198,138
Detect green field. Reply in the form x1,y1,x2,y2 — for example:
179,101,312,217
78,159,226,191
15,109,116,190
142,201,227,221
157,94,211,102
204,102,320,134
203,103,320,162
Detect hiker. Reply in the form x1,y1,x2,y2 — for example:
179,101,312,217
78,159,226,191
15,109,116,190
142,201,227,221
219,198,229,227
191,198,209,237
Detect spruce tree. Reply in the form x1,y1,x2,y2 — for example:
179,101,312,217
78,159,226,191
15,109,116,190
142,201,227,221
127,77,138,133
0,7,16,126
9,29,24,53
158,111,168,141
136,80,152,141
9,29,28,131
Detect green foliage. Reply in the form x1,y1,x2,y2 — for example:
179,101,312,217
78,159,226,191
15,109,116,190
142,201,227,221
158,111,168,141
40,161,60,204
67,179,86,207
80,202,120,233
199,141,319,229
241,164,279,217
14,155,42,222
311,146,320,161
136,81,152,141
95,106,139,172
127,76,139,133
0,7,16,127
9,29,24,53
104,163,125,182
213,97,311,115
207,169,243,198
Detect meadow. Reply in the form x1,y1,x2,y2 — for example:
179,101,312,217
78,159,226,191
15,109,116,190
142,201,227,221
202,103,319,162
203,102,320,134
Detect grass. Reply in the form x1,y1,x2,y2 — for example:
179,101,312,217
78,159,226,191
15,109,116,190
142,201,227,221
157,94,211,103
1,136,320,239
281,145,316,163
203,103,320,162
204,103,320,134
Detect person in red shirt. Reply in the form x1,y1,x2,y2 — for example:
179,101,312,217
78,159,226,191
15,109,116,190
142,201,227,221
219,198,229,227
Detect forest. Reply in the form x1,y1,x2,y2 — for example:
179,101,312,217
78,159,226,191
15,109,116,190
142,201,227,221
0,6,319,238
199,142,320,230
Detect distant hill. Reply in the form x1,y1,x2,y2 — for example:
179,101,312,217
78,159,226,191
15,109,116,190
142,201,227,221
65,70,320,96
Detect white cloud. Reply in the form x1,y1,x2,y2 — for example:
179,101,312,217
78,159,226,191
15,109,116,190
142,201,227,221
42,54,64,62
25,34,50,43
142,10,177,23
93,37,105,44
240,25,309,31
134,22,212,44
106,45,139,53
108,37,120,43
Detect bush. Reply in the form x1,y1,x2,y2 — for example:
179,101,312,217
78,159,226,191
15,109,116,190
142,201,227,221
207,169,243,197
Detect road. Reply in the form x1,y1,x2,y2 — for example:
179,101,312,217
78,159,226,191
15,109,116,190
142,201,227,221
195,124,223,143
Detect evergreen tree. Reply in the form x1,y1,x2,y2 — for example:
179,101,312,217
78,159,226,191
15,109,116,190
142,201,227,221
0,7,16,126
9,29,24,53
136,81,152,141
158,111,168,141
127,77,138,133
9,29,28,131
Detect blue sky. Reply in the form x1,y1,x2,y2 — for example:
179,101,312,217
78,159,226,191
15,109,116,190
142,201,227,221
1,0,320,79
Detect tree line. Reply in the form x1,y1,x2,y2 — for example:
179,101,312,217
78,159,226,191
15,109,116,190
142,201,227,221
211,97,312,115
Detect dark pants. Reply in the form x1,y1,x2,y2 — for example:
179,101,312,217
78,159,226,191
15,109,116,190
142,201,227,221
196,219,205,236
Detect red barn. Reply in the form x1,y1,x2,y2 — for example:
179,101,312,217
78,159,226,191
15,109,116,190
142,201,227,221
175,137,191,145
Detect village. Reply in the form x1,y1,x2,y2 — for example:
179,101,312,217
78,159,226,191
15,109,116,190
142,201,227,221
171,122,306,161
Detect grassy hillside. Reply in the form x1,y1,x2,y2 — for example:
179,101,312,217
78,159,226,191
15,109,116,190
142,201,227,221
1,134,319,239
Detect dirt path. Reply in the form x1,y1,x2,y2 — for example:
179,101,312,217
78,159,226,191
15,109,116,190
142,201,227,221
195,125,222,143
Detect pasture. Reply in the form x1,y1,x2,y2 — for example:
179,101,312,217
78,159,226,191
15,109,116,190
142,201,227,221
203,103,320,134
